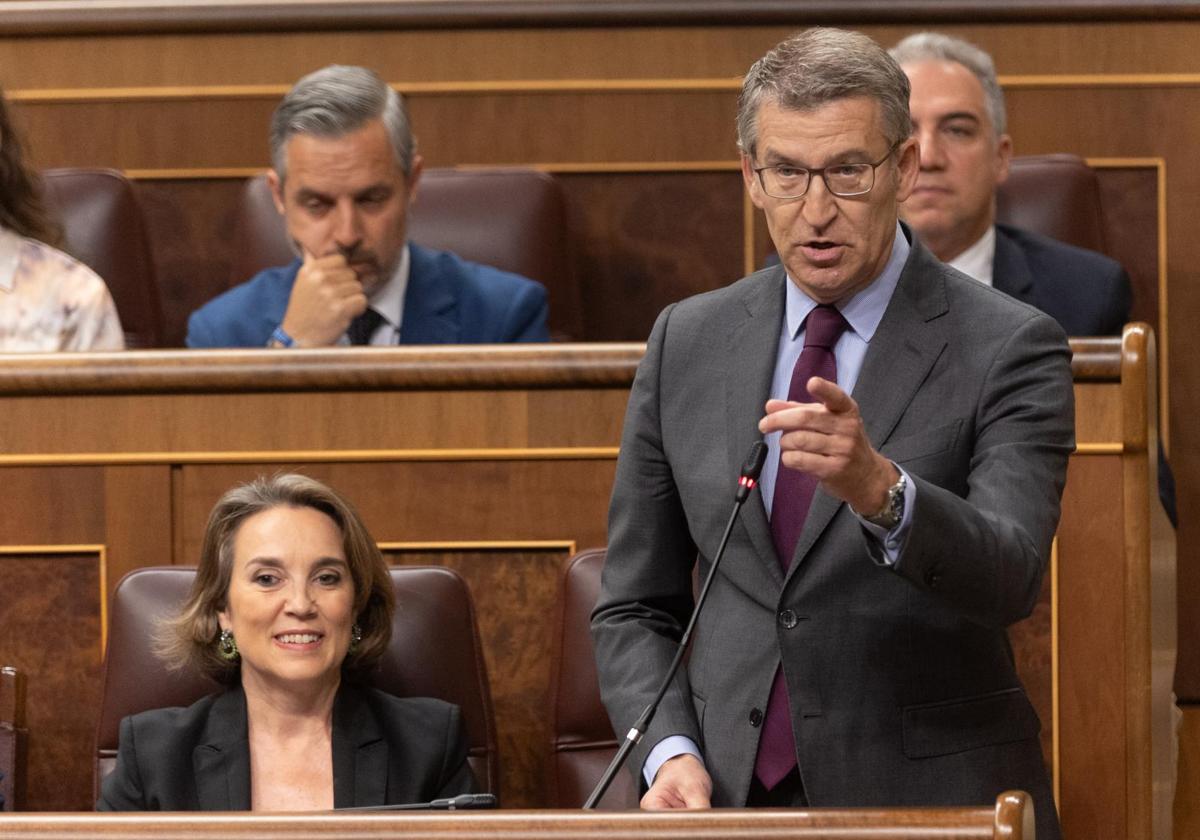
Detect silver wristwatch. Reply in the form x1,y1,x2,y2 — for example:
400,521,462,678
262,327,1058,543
862,471,907,530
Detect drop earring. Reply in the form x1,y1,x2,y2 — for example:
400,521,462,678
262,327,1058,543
218,629,240,662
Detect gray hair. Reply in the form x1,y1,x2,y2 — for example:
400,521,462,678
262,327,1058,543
890,32,1007,136
737,28,912,160
269,65,415,181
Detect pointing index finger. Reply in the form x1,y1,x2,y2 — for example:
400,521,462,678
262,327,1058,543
807,376,854,413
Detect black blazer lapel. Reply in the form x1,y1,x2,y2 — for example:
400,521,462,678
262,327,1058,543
992,225,1036,304
192,687,251,810
786,238,950,582
332,684,388,808
724,268,789,584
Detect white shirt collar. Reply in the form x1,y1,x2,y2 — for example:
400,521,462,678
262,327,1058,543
946,225,996,287
362,244,410,345
0,226,24,293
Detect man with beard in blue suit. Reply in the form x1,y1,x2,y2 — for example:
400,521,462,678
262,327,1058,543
187,65,548,349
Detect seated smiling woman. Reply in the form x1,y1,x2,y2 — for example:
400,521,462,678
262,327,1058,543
98,473,476,811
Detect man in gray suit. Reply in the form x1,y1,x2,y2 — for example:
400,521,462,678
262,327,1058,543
591,28,1070,840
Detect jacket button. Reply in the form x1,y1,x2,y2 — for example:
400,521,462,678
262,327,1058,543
778,609,798,629
925,569,942,588
749,708,763,727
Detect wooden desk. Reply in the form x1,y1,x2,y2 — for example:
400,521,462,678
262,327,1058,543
0,335,1172,839
0,793,1033,840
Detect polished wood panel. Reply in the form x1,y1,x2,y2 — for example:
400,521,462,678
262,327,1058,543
1055,455,1127,833
562,172,745,342
391,547,569,809
1094,165,1162,330
1177,705,1200,840
135,178,244,347
0,0,1195,38
0,795,1033,840
0,550,103,811
0,666,29,812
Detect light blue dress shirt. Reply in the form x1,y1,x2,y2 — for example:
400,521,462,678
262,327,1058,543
642,222,918,788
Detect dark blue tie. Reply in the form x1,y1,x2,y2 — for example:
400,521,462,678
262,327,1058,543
347,308,384,345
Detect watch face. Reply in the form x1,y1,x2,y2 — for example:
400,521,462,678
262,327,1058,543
873,476,905,528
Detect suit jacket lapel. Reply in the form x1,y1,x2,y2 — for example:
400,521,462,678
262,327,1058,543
400,244,459,344
785,239,950,583
992,225,1035,304
724,268,788,584
193,686,251,811
332,683,388,808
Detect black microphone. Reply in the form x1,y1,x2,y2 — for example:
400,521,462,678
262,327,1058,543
338,793,498,811
583,441,768,809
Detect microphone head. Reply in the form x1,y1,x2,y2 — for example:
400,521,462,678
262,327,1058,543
741,441,768,480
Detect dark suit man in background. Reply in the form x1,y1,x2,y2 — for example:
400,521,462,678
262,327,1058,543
891,32,1131,337
591,28,1069,839
892,33,1179,526
187,65,548,349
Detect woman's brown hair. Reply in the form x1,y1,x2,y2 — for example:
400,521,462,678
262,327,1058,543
158,473,395,682
0,89,60,244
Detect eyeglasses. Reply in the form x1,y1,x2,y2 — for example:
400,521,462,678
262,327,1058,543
752,139,902,200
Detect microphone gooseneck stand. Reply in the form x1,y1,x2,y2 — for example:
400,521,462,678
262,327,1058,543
583,441,768,809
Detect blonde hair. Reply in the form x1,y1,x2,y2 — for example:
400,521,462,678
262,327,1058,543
158,473,394,682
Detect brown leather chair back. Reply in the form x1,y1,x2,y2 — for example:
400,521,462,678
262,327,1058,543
228,168,581,340
0,666,27,811
547,548,637,808
996,154,1108,253
40,168,164,348
95,565,498,800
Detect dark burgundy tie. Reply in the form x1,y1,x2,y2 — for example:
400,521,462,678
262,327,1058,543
347,308,385,346
754,303,849,791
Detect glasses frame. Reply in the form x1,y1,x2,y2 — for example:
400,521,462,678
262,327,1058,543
752,139,903,200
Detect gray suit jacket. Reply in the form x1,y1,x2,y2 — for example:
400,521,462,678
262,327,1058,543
592,235,1072,839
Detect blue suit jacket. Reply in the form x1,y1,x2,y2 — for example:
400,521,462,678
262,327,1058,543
992,223,1131,337
186,244,549,347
